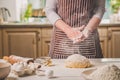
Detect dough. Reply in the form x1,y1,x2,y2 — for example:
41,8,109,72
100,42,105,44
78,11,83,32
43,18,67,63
65,54,91,68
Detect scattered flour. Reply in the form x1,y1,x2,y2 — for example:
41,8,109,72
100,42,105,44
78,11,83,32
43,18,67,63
89,64,120,80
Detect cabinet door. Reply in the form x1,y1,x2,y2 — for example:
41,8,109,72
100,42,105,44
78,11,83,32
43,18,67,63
3,28,41,58
0,29,2,58
41,28,52,56
42,37,51,56
108,27,120,58
98,27,108,58
99,37,108,57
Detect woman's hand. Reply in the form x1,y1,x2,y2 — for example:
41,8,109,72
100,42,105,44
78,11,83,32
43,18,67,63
64,25,85,41
82,28,91,39
72,27,91,44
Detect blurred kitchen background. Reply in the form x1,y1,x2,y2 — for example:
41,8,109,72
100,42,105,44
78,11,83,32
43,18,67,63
0,0,120,23
0,0,47,23
0,0,120,58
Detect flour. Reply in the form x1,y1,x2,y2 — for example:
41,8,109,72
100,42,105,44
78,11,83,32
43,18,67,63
89,64,120,80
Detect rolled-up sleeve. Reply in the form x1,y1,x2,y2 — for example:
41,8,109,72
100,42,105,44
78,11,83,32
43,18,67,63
45,0,61,25
93,0,105,19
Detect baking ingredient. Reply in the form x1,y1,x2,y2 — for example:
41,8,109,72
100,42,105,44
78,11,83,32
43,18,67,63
6,71,18,80
45,70,54,78
35,69,45,76
11,61,41,76
3,55,33,64
35,57,53,66
89,64,120,80
65,54,91,68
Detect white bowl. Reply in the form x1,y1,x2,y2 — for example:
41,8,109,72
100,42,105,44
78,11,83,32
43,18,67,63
0,62,11,79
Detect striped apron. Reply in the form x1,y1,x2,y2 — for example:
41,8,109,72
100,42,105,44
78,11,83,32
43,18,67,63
49,0,103,59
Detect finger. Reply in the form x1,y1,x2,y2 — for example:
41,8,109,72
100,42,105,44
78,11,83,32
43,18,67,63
73,39,82,44
80,38,85,42
72,30,81,38
69,28,83,41
78,25,85,31
76,35,86,43
73,36,83,44
81,34,88,41
73,39,79,44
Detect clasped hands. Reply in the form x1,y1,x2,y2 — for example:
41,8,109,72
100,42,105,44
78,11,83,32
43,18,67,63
65,25,91,44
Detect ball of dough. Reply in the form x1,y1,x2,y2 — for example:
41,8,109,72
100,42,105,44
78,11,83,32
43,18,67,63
65,54,91,68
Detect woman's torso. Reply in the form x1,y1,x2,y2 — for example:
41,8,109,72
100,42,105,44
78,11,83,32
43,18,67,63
49,0,103,59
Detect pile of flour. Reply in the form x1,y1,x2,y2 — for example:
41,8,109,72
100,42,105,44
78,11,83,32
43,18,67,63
89,64,120,80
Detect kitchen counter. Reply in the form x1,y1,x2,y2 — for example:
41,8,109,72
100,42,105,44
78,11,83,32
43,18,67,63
0,22,52,28
13,58,120,80
0,21,120,28
99,22,120,27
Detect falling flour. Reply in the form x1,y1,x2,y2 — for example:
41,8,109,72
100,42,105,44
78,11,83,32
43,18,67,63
89,64,120,80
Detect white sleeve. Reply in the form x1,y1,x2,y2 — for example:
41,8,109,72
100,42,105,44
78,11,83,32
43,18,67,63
45,0,61,25
93,0,105,19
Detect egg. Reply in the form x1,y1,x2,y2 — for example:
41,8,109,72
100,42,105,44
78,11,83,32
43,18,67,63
24,68,33,75
7,71,18,80
11,63,19,70
27,63,35,71
35,69,45,76
45,70,54,78
11,62,25,76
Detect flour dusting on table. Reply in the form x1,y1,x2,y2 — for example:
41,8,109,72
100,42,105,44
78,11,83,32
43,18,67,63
89,64,120,80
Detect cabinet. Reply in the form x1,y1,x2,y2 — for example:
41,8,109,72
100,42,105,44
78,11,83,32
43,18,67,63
3,28,41,58
41,28,52,56
108,27,120,58
98,27,108,58
0,24,120,58
0,29,2,58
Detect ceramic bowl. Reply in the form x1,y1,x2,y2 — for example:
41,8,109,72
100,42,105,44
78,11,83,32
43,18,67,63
0,61,11,80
